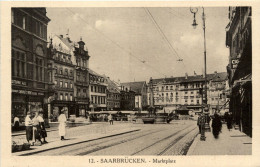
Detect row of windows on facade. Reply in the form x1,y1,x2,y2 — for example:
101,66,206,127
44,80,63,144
91,86,106,93
54,67,73,77
153,83,204,91
155,98,200,104
107,93,120,99
54,80,73,89
12,50,44,81
55,93,73,101
91,96,106,104
107,102,120,106
12,9,47,40
54,52,71,63
90,75,105,83
76,57,88,67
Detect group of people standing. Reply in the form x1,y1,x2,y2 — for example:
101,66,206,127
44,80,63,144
197,112,233,139
25,109,68,145
25,111,47,146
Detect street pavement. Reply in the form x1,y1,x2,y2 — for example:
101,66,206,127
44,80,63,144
187,123,252,155
12,120,198,156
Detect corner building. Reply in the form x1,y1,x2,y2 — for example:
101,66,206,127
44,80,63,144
11,8,50,123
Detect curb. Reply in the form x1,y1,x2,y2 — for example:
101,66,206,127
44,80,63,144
186,133,200,155
14,128,140,156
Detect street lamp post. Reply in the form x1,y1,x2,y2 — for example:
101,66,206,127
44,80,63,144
191,7,208,141
190,7,208,110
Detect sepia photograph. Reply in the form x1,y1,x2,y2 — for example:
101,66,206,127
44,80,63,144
9,6,253,157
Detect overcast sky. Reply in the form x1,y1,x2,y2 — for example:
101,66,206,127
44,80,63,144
47,7,229,83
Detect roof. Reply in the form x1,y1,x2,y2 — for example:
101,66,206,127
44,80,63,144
121,81,146,94
55,35,76,49
104,77,121,93
150,72,227,84
88,68,103,78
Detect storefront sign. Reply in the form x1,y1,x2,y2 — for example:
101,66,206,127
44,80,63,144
12,89,44,96
12,80,27,86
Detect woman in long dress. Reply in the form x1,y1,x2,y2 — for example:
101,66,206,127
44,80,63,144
58,110,67,140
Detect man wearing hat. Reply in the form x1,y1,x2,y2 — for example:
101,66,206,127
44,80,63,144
25,112,33,144
38,111,48,143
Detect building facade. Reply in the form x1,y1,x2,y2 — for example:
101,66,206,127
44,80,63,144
89,69,107,111
105,77,121,110
74,39,90,117
11,8,51,123
121,81,148,111
147,72,229,114
225,7,252,136
47,35,76,120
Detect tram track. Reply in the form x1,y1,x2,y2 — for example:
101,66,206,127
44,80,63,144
130,125,195,155
76,128,168,155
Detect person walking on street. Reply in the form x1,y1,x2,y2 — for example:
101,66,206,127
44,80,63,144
226,112,233,131
108,114,113,125
32,111,42,145
197,113,202,134
25,112,33,144
38,111,48,143
58,110,67,140
212,113,222,139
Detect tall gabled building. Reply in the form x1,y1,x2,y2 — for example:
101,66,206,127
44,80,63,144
11,8,50,123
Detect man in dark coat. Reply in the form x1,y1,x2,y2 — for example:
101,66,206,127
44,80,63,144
226,112,233,131
212,113,222,139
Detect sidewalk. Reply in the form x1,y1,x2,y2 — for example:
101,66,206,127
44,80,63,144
187,124,252,155
12,122,140,156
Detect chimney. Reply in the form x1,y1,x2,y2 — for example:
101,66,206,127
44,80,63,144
194,71,197,76
185,73,188,79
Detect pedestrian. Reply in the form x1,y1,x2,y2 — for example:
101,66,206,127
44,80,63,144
13,115,20,130
58,109,67,140
32,111,42,145
197,113,206,140
25,112,33,144
212,113,222,139
226,112,233,131
197,113,202,134
108,114,113,125
38,111,48,143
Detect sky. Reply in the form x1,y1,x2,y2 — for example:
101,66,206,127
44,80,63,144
46,7,229,83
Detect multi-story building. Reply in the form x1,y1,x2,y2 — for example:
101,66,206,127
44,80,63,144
121,81,148,111
11,8,51,123
47,35,75,119
105,77,121,110
89,69,107,111
74,39,90,117
225,7,252,136
120,85,135,111
147,72,228,114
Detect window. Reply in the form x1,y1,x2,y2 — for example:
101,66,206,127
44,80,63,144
191,91,193,94
170,86,173,90
191,100,194,103
70,83,73,89
65,94,68,101
212,98,214,101
83,89,86,93
185,99,188,103
70,94,73,101
170,93,173,97
77,89,81,96
65,69,68,76
54,80,57,85
60,94,63,100
166,93,168,96
185,85,188,88
65,82,68,88
162,93,164,96
60,68,63,75
185,92,188,94
197,100,200,104
166,86,168,90
60,81,63,87
70,70,73,76
176,92,178,96
91,86,93,92
22,16,26,29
